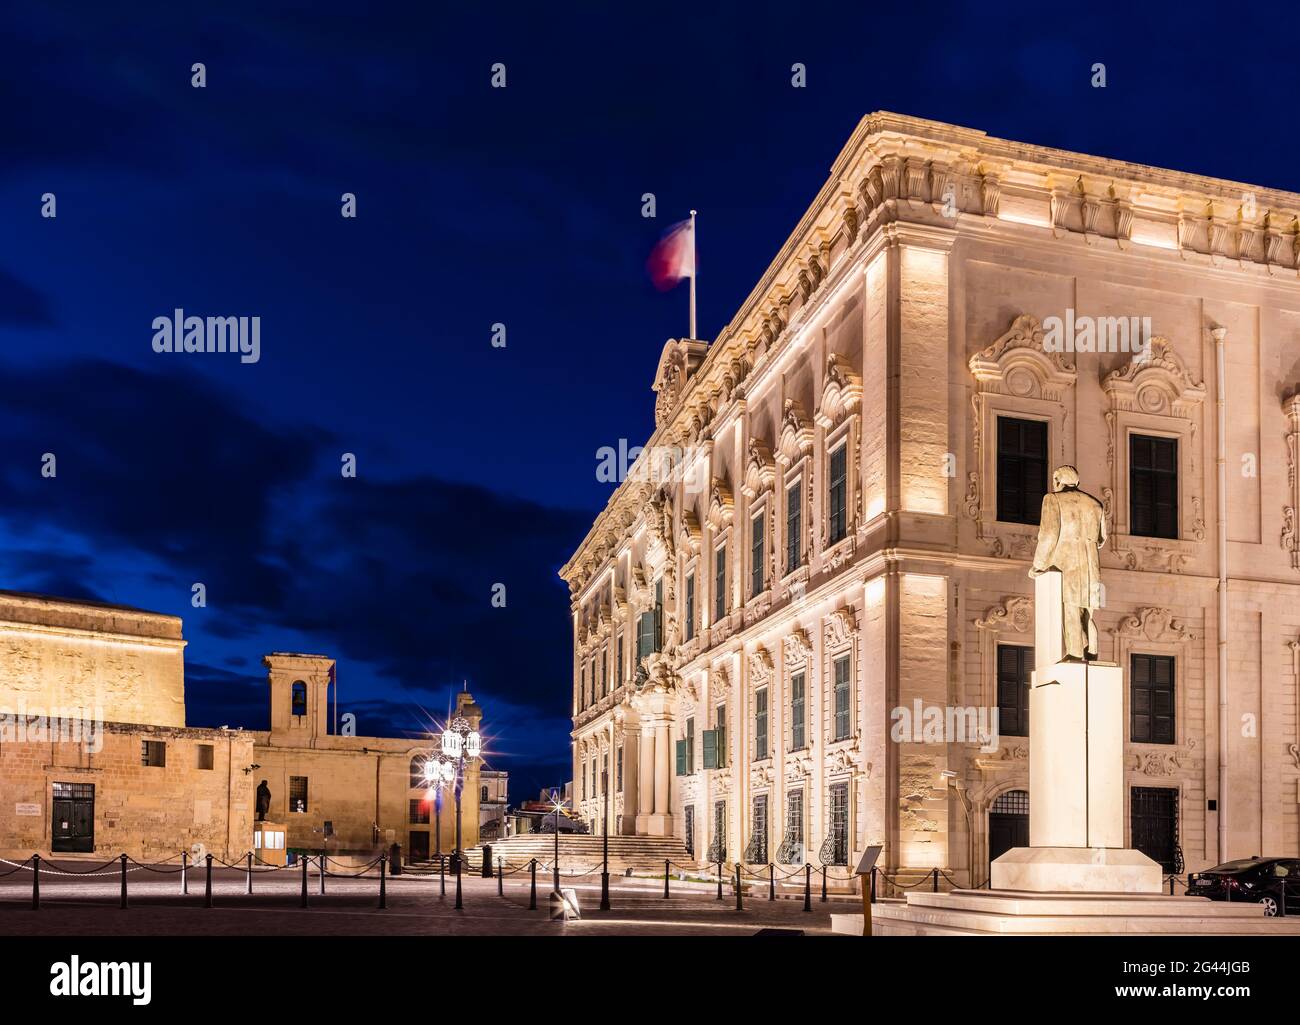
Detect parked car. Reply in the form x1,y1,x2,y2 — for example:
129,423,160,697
1187,857,1300,916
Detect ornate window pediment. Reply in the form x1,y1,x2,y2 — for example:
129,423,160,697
706,477,734,530
824,606,858,650
652,338,708,430
678,508,702,553
776,399,814,467
1102,337,1206,416
815,353,862,430
1108,606,1194,644
748,645,774,684
968,314,1077,400
742,438,776,499
784,627,812,668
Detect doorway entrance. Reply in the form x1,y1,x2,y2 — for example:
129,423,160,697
988,789,1029,868
52,781,95,853
408,830,430,862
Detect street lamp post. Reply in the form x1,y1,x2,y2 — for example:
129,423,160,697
600,769,610,910
438,716,481,912
549,787,564,894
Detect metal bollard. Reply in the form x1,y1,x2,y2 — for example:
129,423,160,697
181,850,188,895
205,854,213,908
769,864,775,901
378,855,387,910
320,855,326,896
454,854,463,910
821,866,827,902
716,861,723,901
664,860,670,899
300,854,308,908
803,864,812,912
870,866,877,904
497,859,503,897
439,854,446,897
120,854,128,909
31,854,40,911
246,852,253,895
932,867,939,893
735,864,743,911
529,859,537,910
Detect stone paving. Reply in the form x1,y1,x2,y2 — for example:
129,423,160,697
0,864,845,936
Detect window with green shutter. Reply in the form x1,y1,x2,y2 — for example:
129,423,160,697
703,729,718,770
786,481,802,573
833,654,851,741
716,704,727,768
675,738,687,776
791,671,806,750
829,443,847,545
754,686,769,760
714,544,727,621
684,573,695,642
686,716,695,774
750,512,765,596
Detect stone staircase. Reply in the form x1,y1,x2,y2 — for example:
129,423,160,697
463,834,693,874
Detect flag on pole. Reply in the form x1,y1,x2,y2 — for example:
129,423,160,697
646,218,695,291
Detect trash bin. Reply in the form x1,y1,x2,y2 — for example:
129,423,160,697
389,843,403,876
482,844,494,877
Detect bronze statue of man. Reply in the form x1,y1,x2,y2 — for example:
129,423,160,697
255,779,271,822
1028,465,1107,661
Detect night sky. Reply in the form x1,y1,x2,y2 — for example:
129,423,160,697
4,1,1298,799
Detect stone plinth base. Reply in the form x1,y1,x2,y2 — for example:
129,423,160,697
635,813,674,837
991,846,1162,893
831,889,1300,936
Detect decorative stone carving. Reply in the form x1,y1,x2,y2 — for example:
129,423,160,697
784,627,812,668
824,607,857,649
975,596,1034,633
1284,395,1300,570
742,438,776,499
1109,607,1194,644
815,353,862,430
748,645,774,684
707,477,734,530
776,399,814,467
1290,638,1300,769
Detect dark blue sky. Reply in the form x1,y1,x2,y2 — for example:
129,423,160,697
3,1,1298,798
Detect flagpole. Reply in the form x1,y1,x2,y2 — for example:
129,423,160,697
689,209,697,340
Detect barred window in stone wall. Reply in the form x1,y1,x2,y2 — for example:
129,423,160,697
829,782,849,866
141,740,166,767
749,794,769,864
289,775,308,814
410,798,429,825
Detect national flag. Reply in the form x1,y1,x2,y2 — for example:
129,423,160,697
647,218,695,291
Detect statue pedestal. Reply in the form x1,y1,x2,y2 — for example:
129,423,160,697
991,570,1161,894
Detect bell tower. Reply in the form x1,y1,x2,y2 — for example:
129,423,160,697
263,652,334,743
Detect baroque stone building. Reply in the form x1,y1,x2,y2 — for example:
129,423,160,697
0,592,482,861
560,112,1300,885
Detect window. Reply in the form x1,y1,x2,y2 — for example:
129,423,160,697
291,681,307,717
196,744,214,770
786,481,802,572
828,443,848,545
714,543,727,621
600,650,607,698
636,609,659,664
617,745,623,791
754,686,769,760
750,795,769,863
829,782,850,866
1130,434,1178,539
616,635,624,686
712,800,727,862
1131,653,1175,744
481,785,489,802
410,756,426,788
579,666,586,709
410,798,430,824
289,776,309,814
832,654,851,741
787,789,804,847
996,416,1048,524
996,644,1031,737
684,573,695,642
1131,786,1179,873
686,717,695,774
684,805,695,856
716,704,726,767
750,512,765,596
676,737,688,776
141,740,166,767
589,657,596,704
790,671,806,750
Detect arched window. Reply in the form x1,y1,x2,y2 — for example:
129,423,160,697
481,785,489,803
410,757,425,789
988,789,1030,867
291,681,307,717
